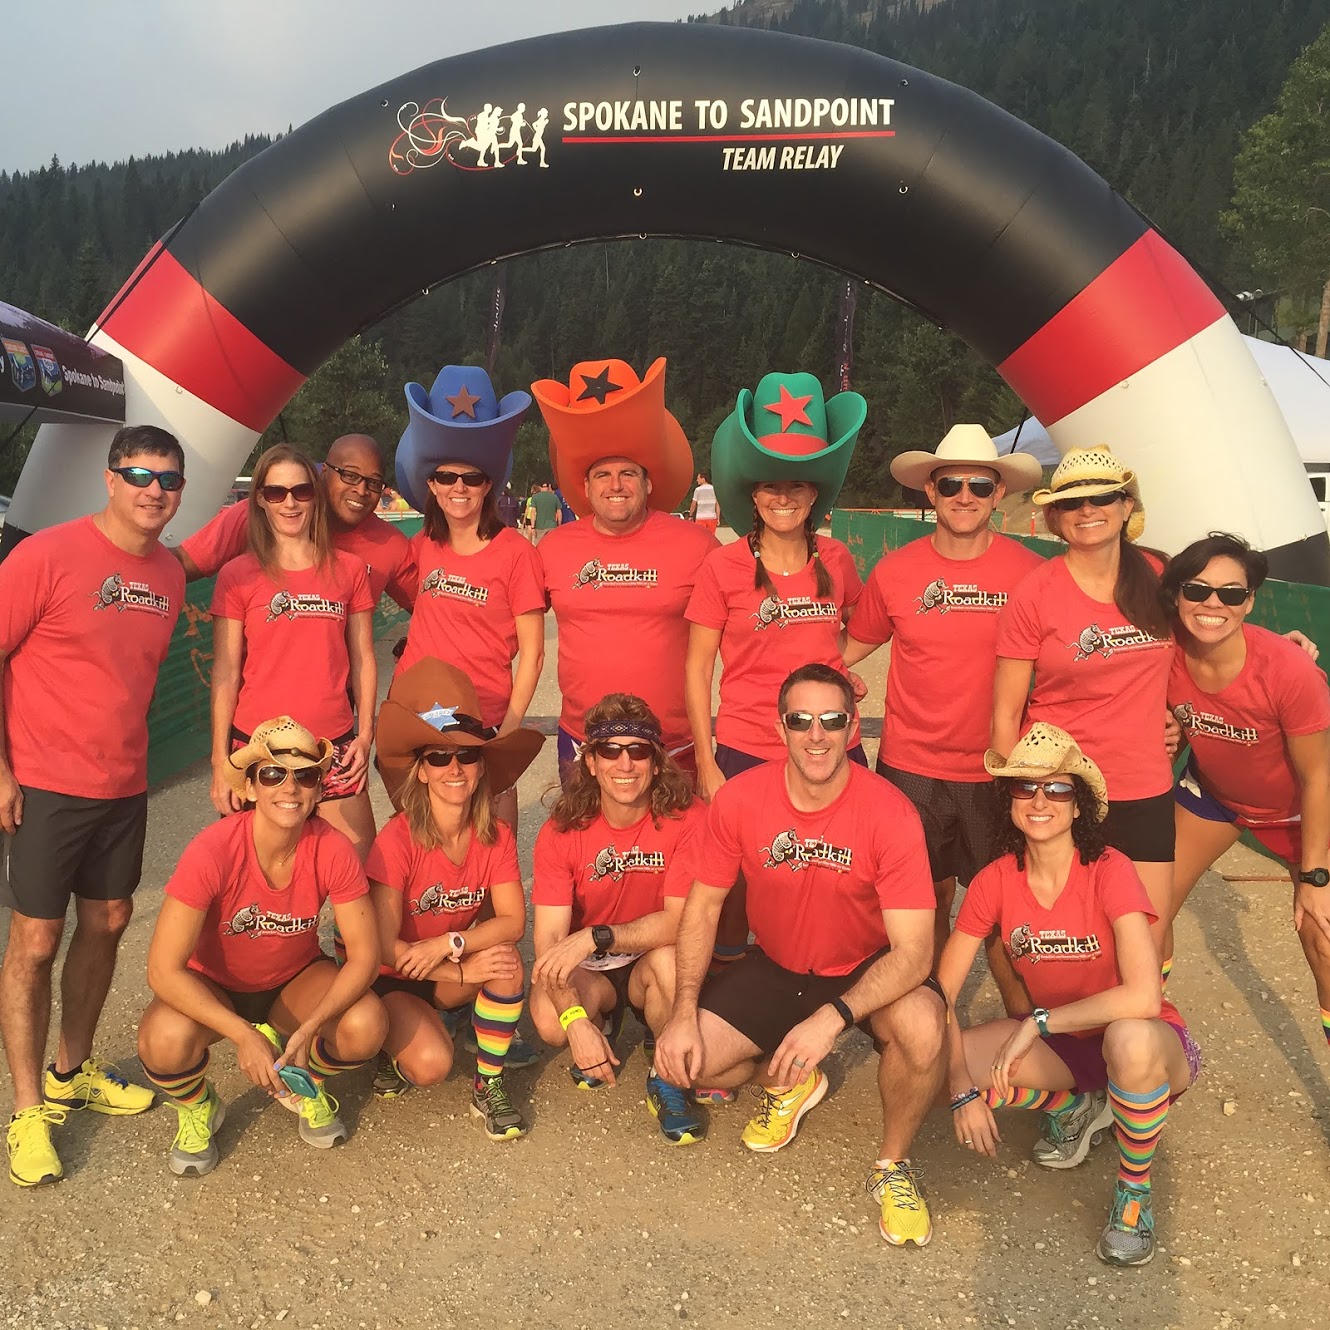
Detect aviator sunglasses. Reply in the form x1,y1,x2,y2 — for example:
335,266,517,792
782,710,851,732
1050,491,1126,513
1179,581,1251,607
327,464,386,495
431,469,488,487
1007,778,1075,803
260,482,317,503
589,741,656,761
422,748,484,768
933,475,996,500
254,764,323,789
110,465,185,492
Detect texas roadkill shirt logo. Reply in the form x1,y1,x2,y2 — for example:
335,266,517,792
1066,623,1165,662
915,578,1008,615
1008,923,1102,963
266,591,346,623
588,845,666,883
90,572,172,616
412,882,487,915
761,828,853,873
751,595,840,630
222,905,319,938
1171,701,1258,746
572,559,659,590
420,568,489,605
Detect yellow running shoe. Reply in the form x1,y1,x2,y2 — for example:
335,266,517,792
740,1068,827,1153
7,1105,66,1186
867,1160,933,1247
43,1058,154,1115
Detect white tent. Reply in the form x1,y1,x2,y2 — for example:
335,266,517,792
994,335,1330,470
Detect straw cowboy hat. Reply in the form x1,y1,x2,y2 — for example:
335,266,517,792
396,365,532,512
1032,446,1146,543
891,423,1043,493
984,722,1108,818
531,358,693,519
223,717,334,797
375,658,544,808
711,371,866,537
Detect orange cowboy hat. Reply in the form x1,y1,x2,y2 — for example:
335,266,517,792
530,358,693,519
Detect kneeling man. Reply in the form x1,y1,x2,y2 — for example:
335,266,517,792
656,663,945,1246
530,694,707,1144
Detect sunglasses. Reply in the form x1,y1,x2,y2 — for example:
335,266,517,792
327,464,386,495
254,764,323,789
422,748,484,768
782,710,851,732
588,741,656,761
110,466,185,492
1179,581,1251,606
1008,778,1076,802
431,469,488,488
260,482,317,504
933,476,996,500
1050,491,1126,513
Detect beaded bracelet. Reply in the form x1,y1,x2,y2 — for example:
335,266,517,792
949,1087,981,1112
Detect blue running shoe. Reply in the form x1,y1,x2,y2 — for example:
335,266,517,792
646,1073,704,1145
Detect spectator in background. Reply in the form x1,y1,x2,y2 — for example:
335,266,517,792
497,485,521,530
527,482,562,545
689,472,720,533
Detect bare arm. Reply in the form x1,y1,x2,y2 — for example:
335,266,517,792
209,616,245,815
842,632,881,669
1289,728,1330,941
532,896,685,991
340,608,377,786
654,881,728,1086
172,545,206,580
0,646,20,834
499,611,545,736
685,624,724,801
394,880,527,982
991,657,1035,757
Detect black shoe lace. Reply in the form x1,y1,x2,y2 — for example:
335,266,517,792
750,1085,778,1131
866,1163,923,1211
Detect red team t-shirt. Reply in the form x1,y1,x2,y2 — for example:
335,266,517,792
538,510,719,747
996,557,1173,801
955,846,1179,1035
850,534,1044,781
686,536,863,760
181,502,416,610
166,813,367,991
697,762,933,975
211,551,374,740
533,802,705,967
367,813,522,975
0,515,184,799
398,528,545,728
1169,626,1330,823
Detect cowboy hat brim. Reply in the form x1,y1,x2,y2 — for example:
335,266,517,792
1033,474,1146,543
224,731,335,797
711,388,865,537
983,746,1109,818
891,449,1044,494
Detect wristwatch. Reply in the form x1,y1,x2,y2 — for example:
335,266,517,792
1299,868,1330,888
447,932,466,962
1032,1008,1052,1037
591,924,616,957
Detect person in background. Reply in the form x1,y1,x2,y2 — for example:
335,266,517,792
688,472,720,534
527,482,562,545
496,485,521,530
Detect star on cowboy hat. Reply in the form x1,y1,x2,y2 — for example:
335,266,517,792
530,358,693,519
396,366,532,512
890,424,1044,494
711,371,866,537
1032,446,1146,543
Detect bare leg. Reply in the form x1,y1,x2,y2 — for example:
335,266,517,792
868,985,945,1160
529,969,616,1048
694,1009,763,1089
56,897,133,1074
630,946,677,1036
0,914,64,1111
317,793,376,864
984,929,1032,1017
932,876,956,964
381,992,453,1087
269,960,388,1062
1162,808,1240,964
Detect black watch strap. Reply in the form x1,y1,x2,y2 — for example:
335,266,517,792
829,997,855,1031
591,924,615,955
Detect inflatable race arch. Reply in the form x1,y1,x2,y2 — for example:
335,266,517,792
5,21,1326,582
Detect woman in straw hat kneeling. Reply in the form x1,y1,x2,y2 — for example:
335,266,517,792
137,718,388,1177
936,724,1200,1267
368,659,544,1139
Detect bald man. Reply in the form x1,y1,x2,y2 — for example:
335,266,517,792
174,434,416,611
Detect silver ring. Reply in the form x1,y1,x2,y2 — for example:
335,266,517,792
964,1138,972,1145
793,1057,807,1069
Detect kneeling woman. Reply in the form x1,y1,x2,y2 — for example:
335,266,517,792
936,725,1201,1267
369,658,543,1139
138,718,388,1177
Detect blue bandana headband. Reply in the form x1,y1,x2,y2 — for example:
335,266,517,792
584,718,661,744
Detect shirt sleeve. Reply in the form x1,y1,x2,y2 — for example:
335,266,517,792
209,557,250,620
684,550,729,629
507,536,548,618
180,502,249,579
324,830,370,903
1095,850,1157,926
386,540,418,612
662,805,705,898
953,861,1002,938
696,784,744,892
826,540,864,612
164,832,226,911
0,536,49,655
492,823,522,885
346,559,374,615
847,563,894,647
531,822,576,907
1273,644,1330,738
869,787,935,911
995,575,1043,660
365,817,409,889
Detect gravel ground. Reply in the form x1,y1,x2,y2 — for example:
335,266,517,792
3,589,1329,1330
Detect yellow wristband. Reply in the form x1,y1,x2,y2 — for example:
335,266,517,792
558,1004,589,1032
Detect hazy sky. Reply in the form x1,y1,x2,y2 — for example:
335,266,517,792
4,0,709,174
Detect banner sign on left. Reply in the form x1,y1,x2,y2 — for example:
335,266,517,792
0,301,125,424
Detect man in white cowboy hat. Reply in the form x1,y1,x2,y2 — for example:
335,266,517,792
844,424,1044,979
532,358,718,776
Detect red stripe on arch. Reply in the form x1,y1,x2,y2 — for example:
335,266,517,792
997,230,1225,427
98,250,304,432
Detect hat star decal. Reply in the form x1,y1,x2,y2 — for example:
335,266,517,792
764,384,814,432
445,385,481,419
418,702,460,731
576,367,623,406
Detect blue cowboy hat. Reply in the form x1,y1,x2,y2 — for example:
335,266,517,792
396,366,531,511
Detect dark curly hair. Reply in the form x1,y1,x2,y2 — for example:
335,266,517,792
988,775,1107,871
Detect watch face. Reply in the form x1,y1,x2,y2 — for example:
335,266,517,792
1306,869,1330,887
592,925,614,951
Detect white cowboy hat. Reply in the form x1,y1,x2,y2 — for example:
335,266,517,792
890,424,1044,493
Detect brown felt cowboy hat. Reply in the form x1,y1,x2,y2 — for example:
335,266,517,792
375,658,544,808
223,717,334,798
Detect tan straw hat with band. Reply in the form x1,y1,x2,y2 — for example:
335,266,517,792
224,717,334,797
984,722,1108,819
1032,446,1146,543
891,423,1043,493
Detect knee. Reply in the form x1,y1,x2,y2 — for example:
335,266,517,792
529,996,566,1048
137,1005,201,1071
400,1039,452,1088
872,987,946,1066
4,919,63,970
485,945,525,996
335,995,389,1058
101,898,135,938
1102,1020,1160,1081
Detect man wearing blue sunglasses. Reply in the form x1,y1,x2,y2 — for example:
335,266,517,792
0,424,187,1187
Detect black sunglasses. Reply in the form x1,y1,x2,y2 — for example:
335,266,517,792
254,764,322,789
933,476,996,500
1050,491,1126,513
782,710,851,732
422,748,484,768
1179,581,1251,607
1008,778,1075,803
327,464,386,495
431,469,488,488
260,482,317,503
110,465,185,492
588,741,656,761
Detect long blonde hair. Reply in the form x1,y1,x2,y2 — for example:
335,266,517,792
246,444,332,578
399,753,498,850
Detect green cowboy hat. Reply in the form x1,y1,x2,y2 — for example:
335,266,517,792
711,372,866,536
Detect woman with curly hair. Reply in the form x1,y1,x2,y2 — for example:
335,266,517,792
936,724,1201,1268
529,693,708,1145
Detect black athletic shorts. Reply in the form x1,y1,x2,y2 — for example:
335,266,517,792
876,760,996,885
216,955,329,1026
697,944,945,1054
2,786,148,920
1100,790,1175,863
